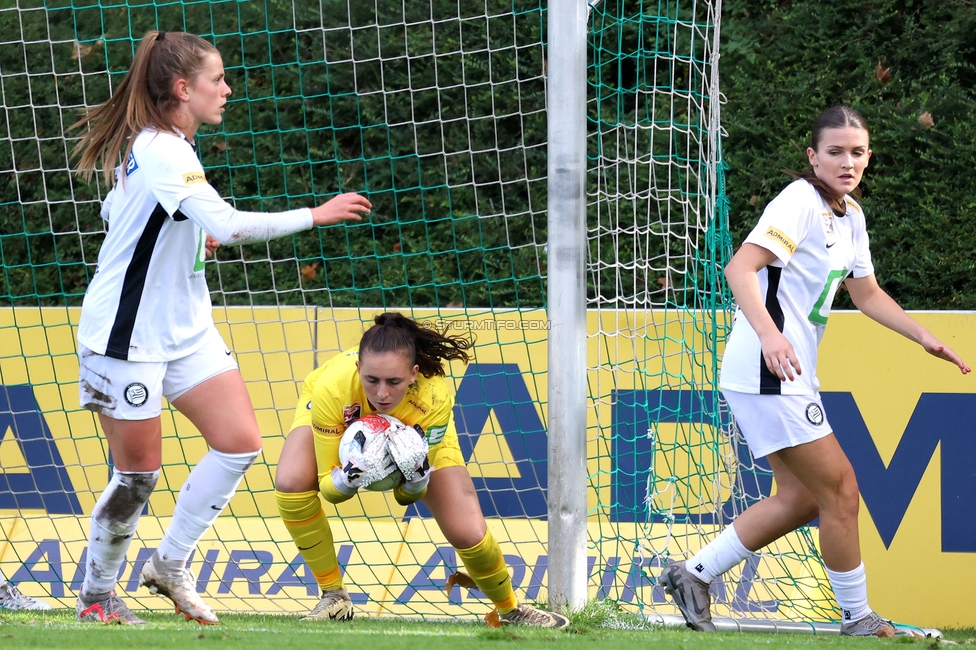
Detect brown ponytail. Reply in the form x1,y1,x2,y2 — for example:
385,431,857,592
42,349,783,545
785,105,869,214
70,31,219,185
359,313,472,378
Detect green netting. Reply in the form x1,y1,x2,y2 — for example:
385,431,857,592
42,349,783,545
0,0,835,624
586,0,835,623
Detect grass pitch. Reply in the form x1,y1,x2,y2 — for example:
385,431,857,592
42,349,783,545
1,605,972,650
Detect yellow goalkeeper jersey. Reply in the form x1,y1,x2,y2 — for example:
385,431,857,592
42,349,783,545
290,347,458,478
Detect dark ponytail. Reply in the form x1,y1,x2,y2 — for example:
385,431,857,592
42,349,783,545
359,312,472,378
784,105,869,214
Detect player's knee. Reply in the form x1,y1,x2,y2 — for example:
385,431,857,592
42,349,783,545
93,470,159,535
274,470,313,494
798,498,820,525
779,486,819,523
445,521,488,550
449,530,487,551
838,482,860,518
211,448,261,474
821,467,859,517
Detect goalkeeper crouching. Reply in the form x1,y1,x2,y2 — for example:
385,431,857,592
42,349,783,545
274,312,569,628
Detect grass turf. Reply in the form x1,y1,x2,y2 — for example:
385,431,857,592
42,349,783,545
1,605,973,650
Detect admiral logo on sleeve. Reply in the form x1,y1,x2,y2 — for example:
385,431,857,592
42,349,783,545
764,226,796,255
183,171,207,185
312,422,342,436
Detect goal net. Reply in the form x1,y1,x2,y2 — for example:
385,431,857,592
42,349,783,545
0,0,835,623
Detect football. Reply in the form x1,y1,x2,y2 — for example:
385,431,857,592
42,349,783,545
338,413,405,491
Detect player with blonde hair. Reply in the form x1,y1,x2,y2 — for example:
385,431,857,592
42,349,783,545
70,30,369,624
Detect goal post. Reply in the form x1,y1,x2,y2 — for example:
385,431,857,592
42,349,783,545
546,0,589,613
0,0,841,625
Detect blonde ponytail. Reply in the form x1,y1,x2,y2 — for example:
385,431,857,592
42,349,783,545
70,31,218,185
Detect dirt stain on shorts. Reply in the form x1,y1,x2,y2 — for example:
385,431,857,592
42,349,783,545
80,379,116,414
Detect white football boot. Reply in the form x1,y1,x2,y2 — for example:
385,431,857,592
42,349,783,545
1,582,53,611
139,553,218,624
301,588,355,621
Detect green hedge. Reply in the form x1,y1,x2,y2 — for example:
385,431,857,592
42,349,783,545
721,0,976,308
3,1,974,309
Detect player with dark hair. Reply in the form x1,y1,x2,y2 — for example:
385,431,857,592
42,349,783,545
274,312,570,628
660,105,969,637
70,30,369,624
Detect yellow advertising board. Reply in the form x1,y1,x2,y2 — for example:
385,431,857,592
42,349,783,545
1,307,974,628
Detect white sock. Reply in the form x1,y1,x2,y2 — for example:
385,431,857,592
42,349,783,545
826,562,872,622
685,523,754,583
155,449,259,563
83,470,159,596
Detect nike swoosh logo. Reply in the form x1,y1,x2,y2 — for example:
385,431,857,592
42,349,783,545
297,541,322,551
225,350,232,355
826,242,835,248
211,505,221,510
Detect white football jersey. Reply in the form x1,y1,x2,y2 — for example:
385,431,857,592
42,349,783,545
77,129,312,362
720,179,874,395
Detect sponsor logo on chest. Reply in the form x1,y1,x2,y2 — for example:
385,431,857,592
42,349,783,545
343,402,362,425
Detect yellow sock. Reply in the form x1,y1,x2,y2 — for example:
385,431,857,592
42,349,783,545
456,529,518,614
275,489,343,591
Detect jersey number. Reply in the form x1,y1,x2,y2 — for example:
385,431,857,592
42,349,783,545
808,269,848,325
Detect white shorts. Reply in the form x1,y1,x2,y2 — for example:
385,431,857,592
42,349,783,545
78,326,238,420
722,390,832,458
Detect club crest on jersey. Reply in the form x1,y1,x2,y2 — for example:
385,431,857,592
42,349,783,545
124,383,149,407
183,171,207,185
125,152,139,177
343,403,362,425
805,402,824,426
821,210,835,236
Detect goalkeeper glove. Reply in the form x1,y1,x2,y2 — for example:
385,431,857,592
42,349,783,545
332,430,397,494
388,423,430,481
394,459,433,506
331,460,366,496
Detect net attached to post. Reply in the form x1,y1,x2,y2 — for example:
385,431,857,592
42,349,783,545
0,0,834,625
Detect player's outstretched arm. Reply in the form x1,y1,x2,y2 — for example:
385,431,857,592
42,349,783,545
845,274,971,374
179,188,370,246
310,192,371,226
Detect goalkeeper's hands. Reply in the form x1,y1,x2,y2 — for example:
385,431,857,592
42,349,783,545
401,457,432,495
388,424,430,482
331,430,397,495
330,460,366,496
389,424,433,506
394,459,433,506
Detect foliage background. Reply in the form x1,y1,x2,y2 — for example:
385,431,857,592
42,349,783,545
2,0,975,309
721,0,976,309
